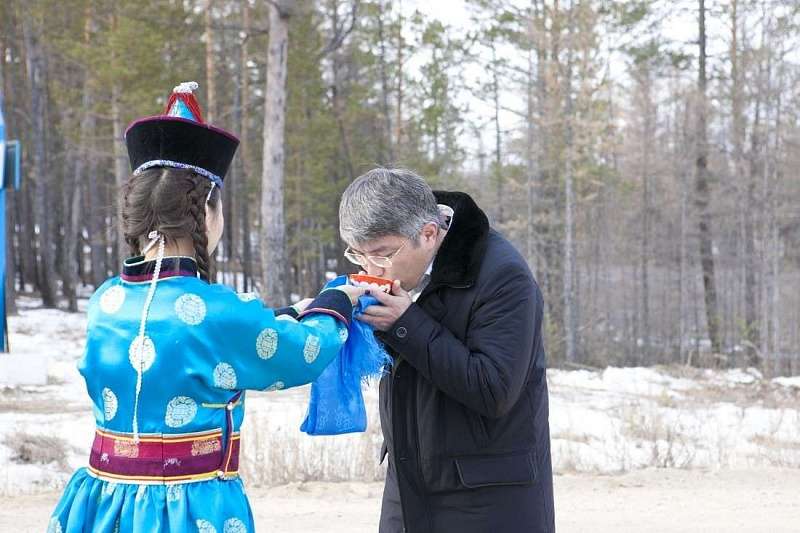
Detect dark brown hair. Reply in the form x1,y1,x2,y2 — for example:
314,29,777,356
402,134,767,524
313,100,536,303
121,168,220,281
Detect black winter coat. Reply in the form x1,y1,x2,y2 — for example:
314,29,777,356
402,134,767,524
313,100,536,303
376,191,555,533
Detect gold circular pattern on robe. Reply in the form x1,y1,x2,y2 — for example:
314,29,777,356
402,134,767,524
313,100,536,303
99,285,126,314
128,335,156,373
303,335,322,364
175,293,206,325
256,328,279,359
196,519,218,533
213,362,238,390
102,387,118,422
165,396,198,428
223,518,247,533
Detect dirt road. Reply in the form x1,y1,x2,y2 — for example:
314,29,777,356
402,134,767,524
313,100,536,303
3,468,798,532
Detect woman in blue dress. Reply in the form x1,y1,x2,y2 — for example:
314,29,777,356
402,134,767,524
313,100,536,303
47,82,365,533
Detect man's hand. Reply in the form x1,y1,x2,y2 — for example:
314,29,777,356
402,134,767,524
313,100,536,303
356,280,412,331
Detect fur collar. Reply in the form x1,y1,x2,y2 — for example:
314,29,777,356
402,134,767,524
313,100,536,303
430,191,490,289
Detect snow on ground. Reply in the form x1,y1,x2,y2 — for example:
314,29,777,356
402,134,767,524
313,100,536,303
0,297,798,497
547,365,800,473
773,375,800,389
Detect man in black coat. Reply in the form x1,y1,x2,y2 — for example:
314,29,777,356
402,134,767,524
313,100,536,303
339,168,555,533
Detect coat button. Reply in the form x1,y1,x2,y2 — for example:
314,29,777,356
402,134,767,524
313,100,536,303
396,326,407,338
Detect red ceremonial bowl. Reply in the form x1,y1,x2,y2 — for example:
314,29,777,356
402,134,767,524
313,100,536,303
348,274,393,292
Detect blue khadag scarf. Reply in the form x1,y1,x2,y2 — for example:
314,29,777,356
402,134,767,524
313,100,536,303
301,275,392,435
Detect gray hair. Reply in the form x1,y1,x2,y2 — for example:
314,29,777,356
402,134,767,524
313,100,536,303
339,168,441,245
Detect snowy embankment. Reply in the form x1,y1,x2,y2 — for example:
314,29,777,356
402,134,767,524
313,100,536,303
0,297,798,496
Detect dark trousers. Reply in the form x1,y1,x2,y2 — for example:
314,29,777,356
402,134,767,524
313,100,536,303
379,460,404,533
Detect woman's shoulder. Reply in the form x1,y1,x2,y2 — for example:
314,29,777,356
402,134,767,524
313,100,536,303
190,280,255,304
179,279,273,319
88,276,124,310
91,276,121,295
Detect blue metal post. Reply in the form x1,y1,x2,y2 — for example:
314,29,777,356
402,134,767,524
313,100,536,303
0,95,7,352
0,94,22,352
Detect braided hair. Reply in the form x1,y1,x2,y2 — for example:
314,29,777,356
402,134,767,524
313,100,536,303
121,168,220,282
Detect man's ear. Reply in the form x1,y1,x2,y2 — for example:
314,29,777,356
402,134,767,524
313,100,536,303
421,222,438,243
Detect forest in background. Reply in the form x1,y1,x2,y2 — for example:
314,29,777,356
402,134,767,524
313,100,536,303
1,0,799,374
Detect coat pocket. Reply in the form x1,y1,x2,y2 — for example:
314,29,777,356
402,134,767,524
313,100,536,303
455,452,537,489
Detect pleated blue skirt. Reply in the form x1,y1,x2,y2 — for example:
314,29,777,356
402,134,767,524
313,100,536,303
48,468,254,533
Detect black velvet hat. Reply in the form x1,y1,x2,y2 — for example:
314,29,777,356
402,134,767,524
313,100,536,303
125,82,239,188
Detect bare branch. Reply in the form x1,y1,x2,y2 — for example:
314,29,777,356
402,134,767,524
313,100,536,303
318,1,360,59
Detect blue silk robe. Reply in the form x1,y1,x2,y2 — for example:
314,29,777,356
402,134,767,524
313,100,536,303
48,257,350,533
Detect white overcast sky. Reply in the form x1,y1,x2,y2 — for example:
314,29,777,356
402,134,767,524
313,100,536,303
400,0,760,167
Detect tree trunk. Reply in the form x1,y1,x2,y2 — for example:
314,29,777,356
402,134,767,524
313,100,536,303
376,0,394,163
21,8,58,307
563,0,578,364
240,1,253,293
230,39,242,292
204,1,217,124
63,159,81,311
766,37,781,374
729,0,760,365
490,43,504,226
205,0,225,284
221,12,235,287
329,0,355,180
525,29,536,269
694,0,721,358
62,8,97,312
109,1,128,264
111,81,128,261
533,0,555,327
87,120,105,286
678,97,689,365
395,2,404,151
638,68,654,364
17,184,36,292
260,1,292,306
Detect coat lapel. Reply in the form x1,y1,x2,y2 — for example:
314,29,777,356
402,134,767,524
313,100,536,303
428,191,490,290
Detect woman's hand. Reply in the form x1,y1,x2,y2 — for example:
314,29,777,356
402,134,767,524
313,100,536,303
332,285,369,306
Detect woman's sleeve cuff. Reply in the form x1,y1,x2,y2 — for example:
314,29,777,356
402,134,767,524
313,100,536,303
274,305,300,319
297,289,352,326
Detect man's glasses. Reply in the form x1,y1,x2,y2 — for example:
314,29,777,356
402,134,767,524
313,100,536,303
344,241,407,268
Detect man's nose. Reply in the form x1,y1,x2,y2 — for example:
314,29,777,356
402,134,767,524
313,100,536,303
364,263,386,278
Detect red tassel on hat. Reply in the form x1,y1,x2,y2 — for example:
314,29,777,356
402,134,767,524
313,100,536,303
164,81,205,123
